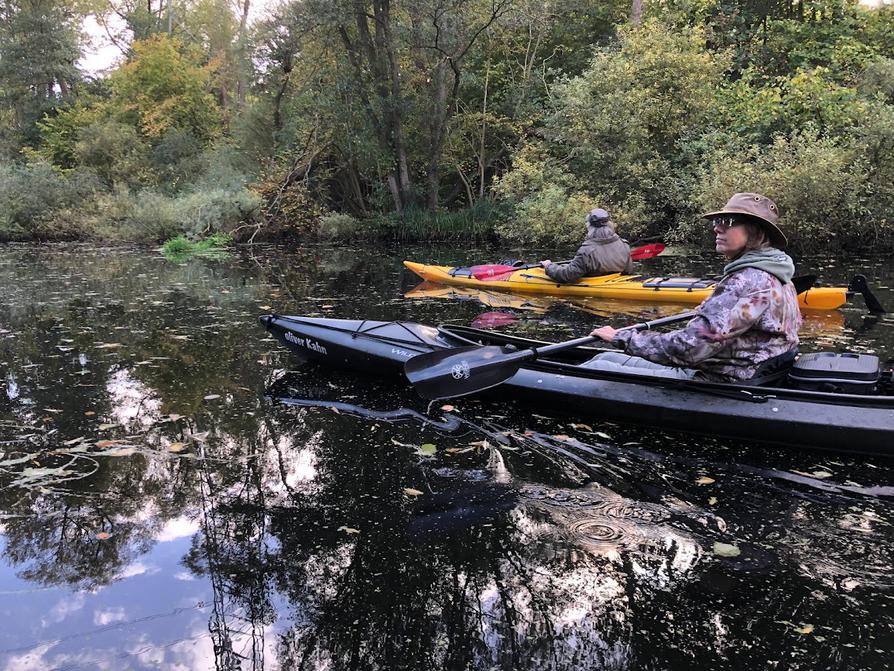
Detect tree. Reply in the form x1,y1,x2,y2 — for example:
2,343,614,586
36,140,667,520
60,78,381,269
0,0,82,153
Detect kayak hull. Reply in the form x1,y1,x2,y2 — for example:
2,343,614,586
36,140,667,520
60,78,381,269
403,261,848,311
261,315,894,454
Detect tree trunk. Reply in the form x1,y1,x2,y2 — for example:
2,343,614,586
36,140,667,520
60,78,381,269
631,0,643,26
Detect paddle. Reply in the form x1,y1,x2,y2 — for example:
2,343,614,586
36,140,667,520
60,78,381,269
847,274,887,314
405,310,697,400
470,243,666,281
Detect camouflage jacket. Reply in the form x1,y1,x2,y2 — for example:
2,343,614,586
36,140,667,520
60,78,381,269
612,267,802,382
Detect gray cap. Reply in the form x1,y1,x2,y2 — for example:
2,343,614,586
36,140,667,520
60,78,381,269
585,208,611,227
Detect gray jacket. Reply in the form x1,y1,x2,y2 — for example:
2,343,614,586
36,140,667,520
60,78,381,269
545,226,634,283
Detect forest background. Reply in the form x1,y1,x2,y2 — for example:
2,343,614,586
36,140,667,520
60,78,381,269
1,0,894,252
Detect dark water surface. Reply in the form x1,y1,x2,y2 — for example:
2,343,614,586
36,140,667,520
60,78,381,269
0,242,892,670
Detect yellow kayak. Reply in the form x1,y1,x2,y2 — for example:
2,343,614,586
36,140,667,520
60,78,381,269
404,281,846,336
403,261,849,311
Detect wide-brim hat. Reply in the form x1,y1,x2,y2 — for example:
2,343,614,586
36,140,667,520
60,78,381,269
702,192,787,249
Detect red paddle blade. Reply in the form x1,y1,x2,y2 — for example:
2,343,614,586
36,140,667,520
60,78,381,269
630,243,666,261
470,264,518,280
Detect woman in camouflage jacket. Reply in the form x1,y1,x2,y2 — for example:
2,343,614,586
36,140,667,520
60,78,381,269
586,193,802,382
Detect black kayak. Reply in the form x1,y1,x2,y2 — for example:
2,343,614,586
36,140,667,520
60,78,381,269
259,314,894,454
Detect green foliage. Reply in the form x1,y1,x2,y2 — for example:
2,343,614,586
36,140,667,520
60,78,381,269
362,202,503,241
496,21,726,243
0,0,82,153
109,35,222,143
161,232,232,261
0,162,100,240
318,213,359,240
717,67,862,143
679,128,894,252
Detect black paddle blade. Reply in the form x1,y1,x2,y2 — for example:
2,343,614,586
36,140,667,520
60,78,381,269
405,345,530,400
849,274,888,314
792,274,818,295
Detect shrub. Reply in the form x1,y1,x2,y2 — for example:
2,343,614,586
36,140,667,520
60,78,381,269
318,213,359,240
679,129,878,251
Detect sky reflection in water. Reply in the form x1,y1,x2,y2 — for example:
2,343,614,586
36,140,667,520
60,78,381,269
0,243,892,670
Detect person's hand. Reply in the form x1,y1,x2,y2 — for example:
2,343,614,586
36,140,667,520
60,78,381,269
541,259,551,267
590,326,618,341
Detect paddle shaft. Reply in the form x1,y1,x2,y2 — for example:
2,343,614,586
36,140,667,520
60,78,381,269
519,310,697,360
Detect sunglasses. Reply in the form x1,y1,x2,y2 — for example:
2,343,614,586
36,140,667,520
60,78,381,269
711,216,744,231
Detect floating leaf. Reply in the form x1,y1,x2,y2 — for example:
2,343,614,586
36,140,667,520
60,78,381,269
440,404,455,412
418,443,437,456
84,411,96,416
696,476,716,485
95,439,117,448
794,624,814,635
337,526,360,534
203,394,221,401
63,436,85,446
404,488,424,496
95,532,112,540
168,442,187,453
708,496,718,505
571,423,593,432
446,446,476,455
99,446,137,457
811,470,833,479
260,305,272,310
98,423,119,431
713,542,741,557
552,434,571,441
96,343,122,349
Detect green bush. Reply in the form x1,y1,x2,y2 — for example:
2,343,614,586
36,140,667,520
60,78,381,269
0,162,100,240
318,212,359,240
678,128,883,251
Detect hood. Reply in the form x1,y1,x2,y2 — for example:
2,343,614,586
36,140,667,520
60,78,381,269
722,248,795,284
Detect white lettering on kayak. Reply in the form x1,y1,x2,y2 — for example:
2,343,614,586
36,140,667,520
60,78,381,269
284,331,328,355
451,361,471,380
391,347,414,358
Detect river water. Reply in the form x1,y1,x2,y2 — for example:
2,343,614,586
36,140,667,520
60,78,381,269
0,242,891,670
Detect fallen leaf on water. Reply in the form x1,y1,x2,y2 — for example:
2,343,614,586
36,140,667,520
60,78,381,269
708,496,718,505
95,439,118,448
98,423,119,431
571,423,593,432
168,442,187,453
63,436,85,446
203,394,221,401
440,404,455,412
260,305,272,310
713,542,741,557
96,343,122,349
595,431,611,439
337,526,360,534
552,434,571,441
95,532,112,540
418,443,437,456
99,446,137,457
390,437,415,448
446,446,476,455
794,624,814,635
403,488,424,496
696,476,716,485
811,470,833,479
84,411,96,416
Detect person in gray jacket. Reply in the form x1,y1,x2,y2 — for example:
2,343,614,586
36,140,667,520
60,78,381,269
540,208,634,283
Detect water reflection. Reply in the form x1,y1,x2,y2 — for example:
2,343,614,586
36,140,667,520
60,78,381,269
0,244,891,669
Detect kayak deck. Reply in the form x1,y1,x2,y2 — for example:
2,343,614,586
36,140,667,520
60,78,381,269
403,261,848,311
